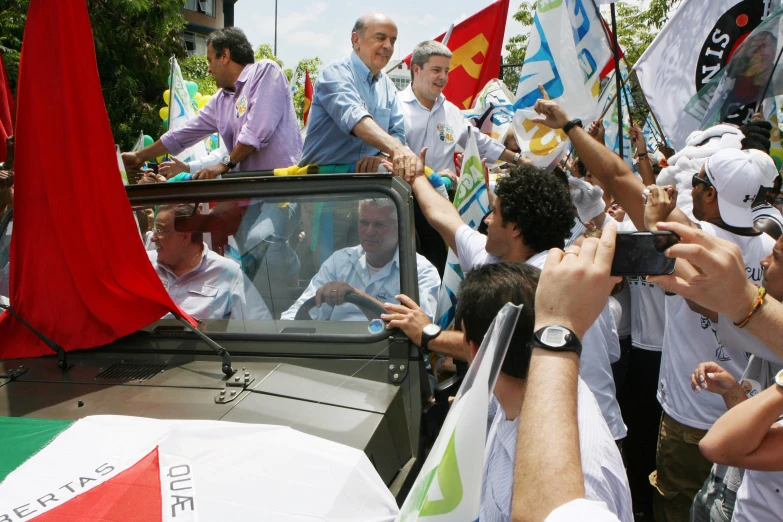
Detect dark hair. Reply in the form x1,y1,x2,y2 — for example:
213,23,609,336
455,262,539,379
574,158,587,178
207,27,255,66
158,204,203,244
494,165,575,252
551,166,569,188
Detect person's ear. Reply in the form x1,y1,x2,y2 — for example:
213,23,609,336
468,339,480,363
351,32,360,50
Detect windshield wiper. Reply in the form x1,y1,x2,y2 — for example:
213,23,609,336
172,312,236,377
0,302,69,370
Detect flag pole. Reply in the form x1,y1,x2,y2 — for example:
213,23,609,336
609,4,624,160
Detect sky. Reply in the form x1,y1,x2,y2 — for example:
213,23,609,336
233,0,530,71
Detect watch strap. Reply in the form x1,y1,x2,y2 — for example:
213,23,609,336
421,326,441,351
530,326,582,357
563,118,583,135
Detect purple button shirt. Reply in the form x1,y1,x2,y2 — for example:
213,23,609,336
161,60,302,171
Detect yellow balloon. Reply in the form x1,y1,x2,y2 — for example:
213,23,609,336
198,96,209,109
159,106,169,120
163,89,170,106
194,92,202,101
156,155,165,164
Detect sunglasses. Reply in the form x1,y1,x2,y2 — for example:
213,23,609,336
692,174,713,189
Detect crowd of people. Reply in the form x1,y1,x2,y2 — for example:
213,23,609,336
3,9,783,522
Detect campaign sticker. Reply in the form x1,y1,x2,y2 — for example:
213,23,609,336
368,319,384,334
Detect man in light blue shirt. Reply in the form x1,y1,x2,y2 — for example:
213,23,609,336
282,198,440,321
300,13,418,179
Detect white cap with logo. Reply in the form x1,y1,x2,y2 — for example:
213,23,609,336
704,149,764,228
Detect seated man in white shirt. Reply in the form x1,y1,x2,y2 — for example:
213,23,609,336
455,262,632,522
148,204,271,321
282,197,440,321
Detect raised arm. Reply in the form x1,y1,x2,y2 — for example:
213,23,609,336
630,123,656,187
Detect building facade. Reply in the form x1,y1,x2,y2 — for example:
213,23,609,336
386,60,411,91
182,0,238,56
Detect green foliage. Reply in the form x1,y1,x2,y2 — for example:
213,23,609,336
254,43,284,68
0,0,187,148
502,1,534,89
180,54,217,96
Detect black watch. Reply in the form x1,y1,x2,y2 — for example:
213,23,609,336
420,323,442,351
221,154,237,170
563,118,583,135
530,326,582,357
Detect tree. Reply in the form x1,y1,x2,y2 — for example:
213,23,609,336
180,54,217,96
501,1,533,90
0,0,187,149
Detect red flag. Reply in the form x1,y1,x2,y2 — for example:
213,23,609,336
0,52,14,162
0,0,195,360
303,69,313,126
599,20,625,80
403,0,510,109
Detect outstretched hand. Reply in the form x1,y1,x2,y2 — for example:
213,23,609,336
532,83,570,130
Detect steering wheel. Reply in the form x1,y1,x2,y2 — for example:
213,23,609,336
294,291,387,321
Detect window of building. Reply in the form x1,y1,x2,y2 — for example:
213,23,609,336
184,0,214,17
183,31,197,56
391,77,410,91
183,0,198,11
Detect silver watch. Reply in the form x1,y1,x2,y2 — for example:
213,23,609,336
512,152,521,164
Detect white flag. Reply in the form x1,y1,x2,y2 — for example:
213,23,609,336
634,0,780,150
512,0,612,168
169,57,207,163
433,130,489,331
397,304,521,522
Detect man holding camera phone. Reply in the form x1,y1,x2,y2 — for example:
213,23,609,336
531,95,775,522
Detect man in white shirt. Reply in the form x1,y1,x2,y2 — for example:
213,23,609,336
283,198,440,321
531,97,775,522
382,157,627,440
455,261,632,522
148,204,271,321
398,40,524,174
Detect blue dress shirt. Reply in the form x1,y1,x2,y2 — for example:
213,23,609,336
301,52,406,166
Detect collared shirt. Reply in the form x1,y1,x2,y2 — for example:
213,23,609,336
300,52,405,166
161,60,302,171
398,85,505,172
281,246,440,321
148,244,271,321
545,500,622,522
480,381,633,522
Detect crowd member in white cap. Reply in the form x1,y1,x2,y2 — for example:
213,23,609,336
747,148,783,240
530,93,775,522
569,176,609,229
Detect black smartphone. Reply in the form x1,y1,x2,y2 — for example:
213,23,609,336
611,231,679,276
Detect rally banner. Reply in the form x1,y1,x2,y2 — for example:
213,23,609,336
398,303,521,522
0,52,13,163
169,56,207,163
643,114,671,154
700,6,783,128
635,0,780,150
0,416,399,521
512,0,613,168
433,131,489,331
304,69,314,126
402,0,510,109
762,95,783,169
463,79,515,143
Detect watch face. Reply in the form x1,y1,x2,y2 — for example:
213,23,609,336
541,326,569,347
221,155,231,166
776,369,783,388
423,324,440,337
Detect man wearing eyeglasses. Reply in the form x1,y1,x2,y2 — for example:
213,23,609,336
533,94,775,522
149,204,271,321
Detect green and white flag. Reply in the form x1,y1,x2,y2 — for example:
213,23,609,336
169,57,207,163
398,303,521,522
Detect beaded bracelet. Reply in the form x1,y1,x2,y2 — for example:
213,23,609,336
735,285,767,328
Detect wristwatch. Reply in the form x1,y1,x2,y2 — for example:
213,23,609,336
775,369,783,388
512,152,521,165
563,118,583,135
221,154,237,170
530,326,582,357
420,323,442,351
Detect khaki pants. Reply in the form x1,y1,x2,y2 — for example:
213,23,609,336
649,413,713,522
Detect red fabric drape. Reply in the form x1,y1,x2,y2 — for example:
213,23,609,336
303,69,313,126
402,0,510,110
0,0,195,359
0,52,14,163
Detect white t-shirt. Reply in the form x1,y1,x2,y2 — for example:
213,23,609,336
658,222,774,430
397,85,505,173
616,219,664,351
732,419,783,522
545,499,622,522
455,225,627,439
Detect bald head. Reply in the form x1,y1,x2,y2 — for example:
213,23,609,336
351,13,397,75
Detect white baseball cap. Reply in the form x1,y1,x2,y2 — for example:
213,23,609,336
745,149,779,188
704,149,763,228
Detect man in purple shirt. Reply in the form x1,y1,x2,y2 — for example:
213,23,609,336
123,27,301,180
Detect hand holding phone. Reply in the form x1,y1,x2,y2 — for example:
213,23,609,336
611,231,679,277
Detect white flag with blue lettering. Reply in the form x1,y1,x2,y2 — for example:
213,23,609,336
433,131,489,331
512,0,612,168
